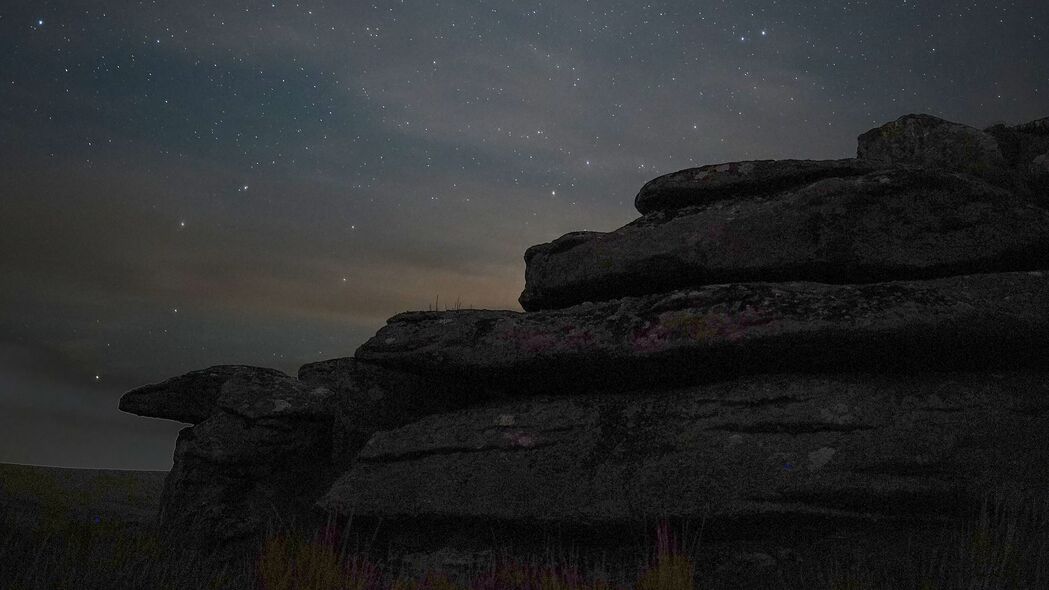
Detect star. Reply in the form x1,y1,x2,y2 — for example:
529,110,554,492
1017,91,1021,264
36,19,44,26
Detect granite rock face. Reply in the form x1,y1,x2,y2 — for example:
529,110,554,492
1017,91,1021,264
124,369,338,550
321,371,1049,584
1033,153,1049,182
119,365,288,424
985,117,1049,199
297,357,499,472
855,114,1049,197
632,158,879,215
121,359,497,550
857,114,1005,177
520,169,1049,311
321,371,1049,530
1012,116,1049,135
360,271,1049,394
985,116,1049,171
121,112,1049,581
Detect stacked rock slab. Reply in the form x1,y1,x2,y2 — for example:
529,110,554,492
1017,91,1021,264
333,273,1049,526
118,360,505,552
119,366,339,553
321,113,1049,572
983,115,1049,197
520,168,1049,311
121,113,1049,581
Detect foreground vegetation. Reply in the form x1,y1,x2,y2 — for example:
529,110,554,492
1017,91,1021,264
1,484,1048,590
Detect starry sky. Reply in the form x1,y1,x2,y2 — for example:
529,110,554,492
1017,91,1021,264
1,1,1046,470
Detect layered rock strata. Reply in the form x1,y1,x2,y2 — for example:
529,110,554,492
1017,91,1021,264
120,113,1049,581
322,371,1049,529
632,158,879,214
123,367,337,548
520,169,1049,311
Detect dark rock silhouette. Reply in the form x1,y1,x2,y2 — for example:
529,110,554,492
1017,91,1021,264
153,370,337,550
120,112,1049,579
297,357,498,473
520,169,1049,311
985,116,1049,198
363,272,1049,394
322,371,1049,527
633,158,879,215
119,365,289,424
856,114,1006,177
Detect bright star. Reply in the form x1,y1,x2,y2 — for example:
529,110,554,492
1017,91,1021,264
37,19,44,26
761,30,767,36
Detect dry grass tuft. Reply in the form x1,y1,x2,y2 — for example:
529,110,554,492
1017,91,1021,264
1,485,1048,589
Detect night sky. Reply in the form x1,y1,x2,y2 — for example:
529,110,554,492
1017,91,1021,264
1,1,1046,470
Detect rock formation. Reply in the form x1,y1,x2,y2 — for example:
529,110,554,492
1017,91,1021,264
121,112,1049,581
121,367,338,552
520,169,1049,311
856,114,1006,178
633,158,880,214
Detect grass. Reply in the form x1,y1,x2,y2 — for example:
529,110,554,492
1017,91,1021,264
2,484,1049,590
427,295,466,312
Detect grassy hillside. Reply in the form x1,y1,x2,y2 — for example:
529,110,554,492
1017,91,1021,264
0,462,166,534
2,462,1049,588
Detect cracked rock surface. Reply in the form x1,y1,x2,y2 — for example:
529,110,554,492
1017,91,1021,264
521,169,1049,311
120,113,1049,578
321,371,1049,525
359,271,1049,395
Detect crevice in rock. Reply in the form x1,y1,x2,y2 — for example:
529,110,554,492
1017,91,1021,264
359,441,562,463
768,485,976,519
847,460,958,478
705,421,877,434
713,395,804,408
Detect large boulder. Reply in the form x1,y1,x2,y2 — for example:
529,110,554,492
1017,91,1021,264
122,358,502,553
119,365,288,424
1032,152,1049,183
633,158,878,215
521,169,1049,311
320,371,1049,577
361,271,1049,395
145,371,337,552
297,357,503,472
1012,116,1049,135
984,117,1049,200
115,112,1049,582
984,117,1049,168
857,114,1006,178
